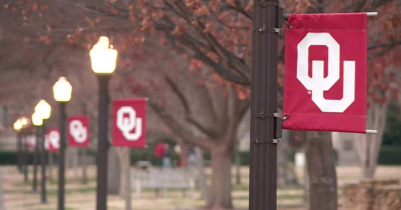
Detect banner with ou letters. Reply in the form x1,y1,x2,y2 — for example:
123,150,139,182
45,128,60,151
27,135,36,150
283,13,367,133
113,99,146,148
68,115,90,147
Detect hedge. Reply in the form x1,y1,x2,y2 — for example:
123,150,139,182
1,146,400,166
0,151,36,165
377,146,401,165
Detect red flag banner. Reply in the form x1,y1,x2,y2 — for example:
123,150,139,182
45,128,60,151
113,99,147,148
283,13,367,133
27,135,36,150
68,115,90,147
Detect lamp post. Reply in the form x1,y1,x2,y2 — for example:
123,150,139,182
35,100,51,204
249,1,282,210
90,36,118,210
53,77,72,210
13,120,23,173
32,112,43,192
20,116,30,182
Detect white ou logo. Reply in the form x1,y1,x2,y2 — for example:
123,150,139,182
69,120,87,143
28,136,36,147
46,131,60,149
117,106,142,141
297,33,355,113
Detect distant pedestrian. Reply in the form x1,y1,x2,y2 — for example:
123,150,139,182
188,147,196,166
155,141,165,167
163,143,171,168
174,144,182,167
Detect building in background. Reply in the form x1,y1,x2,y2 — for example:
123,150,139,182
0,105,14,151
332,132,360,166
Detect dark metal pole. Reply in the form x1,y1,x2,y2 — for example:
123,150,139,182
249,1,282,210
40,122,47,204
96,74,111,210
58,102,67,210
23,132,29,182
17,132,22,173
33,126,40,192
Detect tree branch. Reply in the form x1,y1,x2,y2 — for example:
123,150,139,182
368,44,400,59
148,98,213,150
165,76,220,138
368,39,401,51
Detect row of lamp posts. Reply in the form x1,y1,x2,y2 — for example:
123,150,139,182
34,99,51,204
11,36,117,210
13,117,30,181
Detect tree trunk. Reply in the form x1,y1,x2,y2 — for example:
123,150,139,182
305,131,337,210
355,103,387,179
355,104,388,179
303,158,309,204
116,148,130,197
81,148,88,184
108,147,120,195
234,139,241,185
357,134,378,179
0,169,4,210
125,150,131,210
206,145,233,209
66,148,73,168
48,152,53,181
195,147,208,200
278,129,299,187
73,148,78,182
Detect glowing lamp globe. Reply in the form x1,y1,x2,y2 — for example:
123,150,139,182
32,112,43,126
13,120,22,131
20,117,30,128
53,77,72,102
35,100,51,120
90,36,118,74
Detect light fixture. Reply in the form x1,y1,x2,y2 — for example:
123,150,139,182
89,36,118,74
35,100,51,120
32,112,43,126
14,120,22,131
53,77,72,102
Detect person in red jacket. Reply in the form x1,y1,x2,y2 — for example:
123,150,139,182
155,141,165,167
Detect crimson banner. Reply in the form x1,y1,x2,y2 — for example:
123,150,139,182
45,128,60,151
283,13,367,133
27,135,36,150
68,115,90,147
112,99,146,148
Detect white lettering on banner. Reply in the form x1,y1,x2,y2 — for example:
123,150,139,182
117,106,142,141
297,32,355,112
69,120,87,143
48,131,60,149
27,136,36,147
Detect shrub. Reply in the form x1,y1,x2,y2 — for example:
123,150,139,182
377,146,401,165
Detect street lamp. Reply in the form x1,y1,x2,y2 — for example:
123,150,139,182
32,112,43,192
35,100,51,204
13,120,23,130
13,119,23,173
19,116,30,182
20,117,29,127
53,77,72,210
90,36,118,210
35,100,51,120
